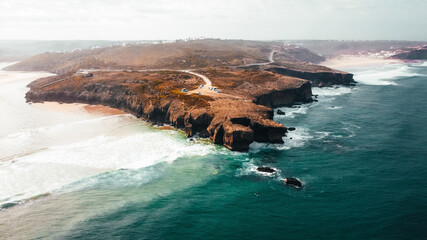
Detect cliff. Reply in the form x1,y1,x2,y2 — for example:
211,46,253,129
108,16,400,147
391,47,427,60
264,66,354,87
25,69,312,151
239,61,354,87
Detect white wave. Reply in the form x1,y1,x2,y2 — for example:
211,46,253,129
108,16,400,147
0,69,215,205
328,106,343,110
312,87,352,97
237,161,309,188
315,131,331,139
275,87,352,120
331,122,360,138
1,115,127,144
282,128,314,149
238,161,281,177
0,114,137,162
236,158,284,181
249,127,314,151
274,104,311,119
410,61,427,67
0,130,215,205
0,61,19,70
353,64,421,86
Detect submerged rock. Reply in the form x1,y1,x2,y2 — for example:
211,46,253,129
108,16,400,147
284,177,302,188
277,109,286,115
257,166,276,173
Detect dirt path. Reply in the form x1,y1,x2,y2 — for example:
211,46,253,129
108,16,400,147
268,50,276,63
236,50,276,68
181,70,217,96
75,50,276,99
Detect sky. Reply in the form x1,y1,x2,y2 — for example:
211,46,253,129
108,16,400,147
0,0,426,41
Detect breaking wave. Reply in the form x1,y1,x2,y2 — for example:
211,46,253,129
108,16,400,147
0,129,215,206
353,64,421,86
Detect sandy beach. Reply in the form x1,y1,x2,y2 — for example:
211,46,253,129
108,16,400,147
32,102,126,116
321,55,403,70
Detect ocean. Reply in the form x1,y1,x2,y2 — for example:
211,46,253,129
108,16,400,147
0,61,426,239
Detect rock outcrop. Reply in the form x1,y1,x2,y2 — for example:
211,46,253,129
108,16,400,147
284,177,302,188
277,109,286,115
257,166,276,173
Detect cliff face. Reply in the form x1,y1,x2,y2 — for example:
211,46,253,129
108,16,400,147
392,48,427,60
255,81,312,107
25,70,312,151
265,66,354,87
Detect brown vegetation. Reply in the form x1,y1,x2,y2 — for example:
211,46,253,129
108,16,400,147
6,39,328,74
196,68,310,101
26,67,312,151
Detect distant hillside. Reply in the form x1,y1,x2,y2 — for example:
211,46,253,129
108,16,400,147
5,39,325,74
0,40,142,61
278,45,325,63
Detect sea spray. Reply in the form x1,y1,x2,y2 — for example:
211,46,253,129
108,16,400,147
352,64,422,85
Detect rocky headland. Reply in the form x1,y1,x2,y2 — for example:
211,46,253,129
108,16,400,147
25,69,311,151
8,39,355,151
391,46,427,60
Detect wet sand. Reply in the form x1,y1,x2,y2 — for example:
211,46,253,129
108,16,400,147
158,125,176,130
32,102,126,116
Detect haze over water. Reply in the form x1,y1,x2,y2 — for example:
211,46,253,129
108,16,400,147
0,61,426,239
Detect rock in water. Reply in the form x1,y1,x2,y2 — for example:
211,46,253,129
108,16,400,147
277,109,286,115
287,127,296,131
257,166,276,173
284,177,302,188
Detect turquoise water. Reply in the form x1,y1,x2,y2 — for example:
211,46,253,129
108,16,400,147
1,62,426,239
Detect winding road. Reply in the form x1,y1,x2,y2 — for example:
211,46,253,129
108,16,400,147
186,50,275,96
49,50,276,98
237,50,276,67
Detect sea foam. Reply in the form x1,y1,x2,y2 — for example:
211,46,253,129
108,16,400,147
249,127,315,152
312,87,352,97
0,128,215,205
353,64,421,86
0,68,216,206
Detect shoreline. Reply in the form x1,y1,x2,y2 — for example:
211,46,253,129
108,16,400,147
321,54,403,70
31,102,126,116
